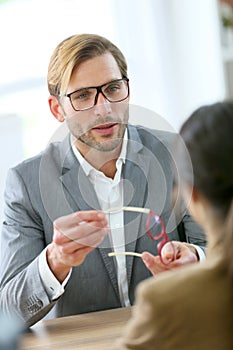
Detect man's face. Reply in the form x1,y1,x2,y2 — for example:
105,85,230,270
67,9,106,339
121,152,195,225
61,53,129,155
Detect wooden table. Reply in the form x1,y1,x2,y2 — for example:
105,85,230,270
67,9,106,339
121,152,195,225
20,307,131,349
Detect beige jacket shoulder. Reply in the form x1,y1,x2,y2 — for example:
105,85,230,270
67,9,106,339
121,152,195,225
117,244,233,350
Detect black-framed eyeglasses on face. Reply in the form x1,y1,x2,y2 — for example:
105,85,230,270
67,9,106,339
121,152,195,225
64,77,129,112
104,206,176,265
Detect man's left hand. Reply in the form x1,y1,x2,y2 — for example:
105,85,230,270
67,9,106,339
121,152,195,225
141,241,198,277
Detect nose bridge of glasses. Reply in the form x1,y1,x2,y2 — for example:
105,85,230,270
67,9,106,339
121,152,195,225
94,86,110,106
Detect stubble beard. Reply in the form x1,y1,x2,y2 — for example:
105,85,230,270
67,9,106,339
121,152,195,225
78,123,126,152
67,110,129,152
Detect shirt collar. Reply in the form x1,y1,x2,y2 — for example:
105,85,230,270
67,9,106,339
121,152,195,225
71,128,128,177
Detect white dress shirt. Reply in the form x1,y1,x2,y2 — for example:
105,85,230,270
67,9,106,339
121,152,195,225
71,130,130,306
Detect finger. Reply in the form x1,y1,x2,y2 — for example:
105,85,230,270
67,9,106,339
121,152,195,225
76,210,107,222
75,228,108,247
55,226,108,253
162,242,197,268
54,211,107,231
58,219,108,238
141,252,169,276
58,245,94,267
141,252,156,269
54,219,109,244
161,241,181,261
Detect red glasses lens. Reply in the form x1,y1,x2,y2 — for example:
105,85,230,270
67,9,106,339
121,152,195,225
146,213,163,239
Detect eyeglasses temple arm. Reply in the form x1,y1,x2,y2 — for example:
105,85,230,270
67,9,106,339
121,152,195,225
104,206,151,214
108,252,142,258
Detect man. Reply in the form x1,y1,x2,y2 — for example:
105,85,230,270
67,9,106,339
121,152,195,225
0,34,206,327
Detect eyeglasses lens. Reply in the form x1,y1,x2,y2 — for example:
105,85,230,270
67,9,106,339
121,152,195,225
70,79,129,111
146,213,175,264
149,215,163,238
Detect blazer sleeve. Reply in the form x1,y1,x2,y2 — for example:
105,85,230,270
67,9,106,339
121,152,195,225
178,211,207,255
0,167,56,327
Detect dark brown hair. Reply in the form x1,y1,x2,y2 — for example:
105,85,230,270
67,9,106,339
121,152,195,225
177,101,233,280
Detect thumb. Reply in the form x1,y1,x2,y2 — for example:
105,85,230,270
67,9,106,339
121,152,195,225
141,251,155,269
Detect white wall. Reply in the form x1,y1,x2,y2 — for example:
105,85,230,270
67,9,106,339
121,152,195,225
0,115,23,224
113,0,226,130
166,0,226,127
0,0,227,136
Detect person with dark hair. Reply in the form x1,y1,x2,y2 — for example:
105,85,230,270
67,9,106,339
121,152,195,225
117,101,233,350
0,34,205,327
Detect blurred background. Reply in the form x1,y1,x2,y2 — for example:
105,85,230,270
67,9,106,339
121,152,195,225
0,0,233,222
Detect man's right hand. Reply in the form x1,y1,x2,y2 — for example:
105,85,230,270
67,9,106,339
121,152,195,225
46,211,109,282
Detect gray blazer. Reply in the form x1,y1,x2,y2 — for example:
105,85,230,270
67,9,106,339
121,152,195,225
0,125,206,327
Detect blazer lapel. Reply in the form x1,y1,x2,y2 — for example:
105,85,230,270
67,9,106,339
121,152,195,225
61,165,101,212
58,134,100,212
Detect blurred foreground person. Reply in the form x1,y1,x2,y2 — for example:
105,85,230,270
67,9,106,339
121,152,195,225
117,101,233,350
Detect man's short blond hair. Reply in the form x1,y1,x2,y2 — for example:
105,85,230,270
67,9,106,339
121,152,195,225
47,33,128,96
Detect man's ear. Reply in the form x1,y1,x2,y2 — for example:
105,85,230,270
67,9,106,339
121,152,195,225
188,187,209,227
48,95,65,122
191,187,199,202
